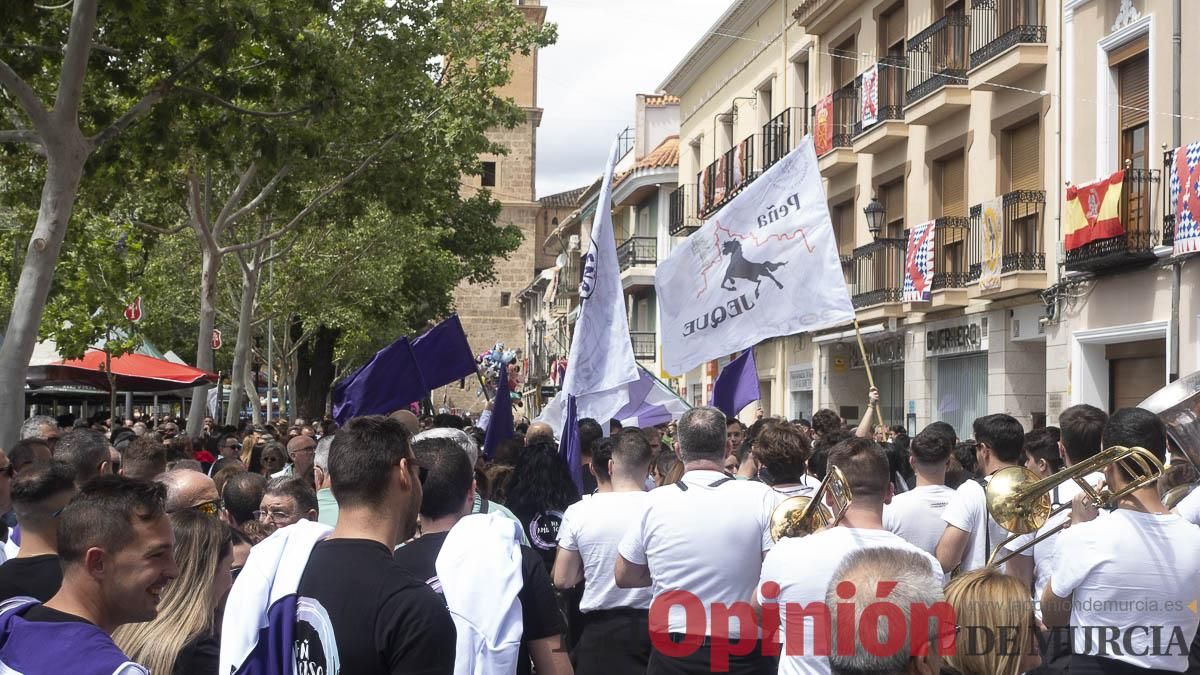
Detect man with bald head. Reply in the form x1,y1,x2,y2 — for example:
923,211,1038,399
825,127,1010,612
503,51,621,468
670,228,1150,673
273,435,317,485
526,422,555,447
156,469,227,522
388,409,421,437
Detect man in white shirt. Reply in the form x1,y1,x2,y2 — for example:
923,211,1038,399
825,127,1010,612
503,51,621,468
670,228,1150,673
755,437,944,675
1043,407,1200,674
753,422,817,504
935,413,1025,574
1003,404,1106,671
883,427,956,556
554,432,654,674
616,406,777,674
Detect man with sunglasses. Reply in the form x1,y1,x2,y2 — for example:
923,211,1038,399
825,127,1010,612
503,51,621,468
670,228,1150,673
156,469,229,524
0,461,76,601
272,435,317,483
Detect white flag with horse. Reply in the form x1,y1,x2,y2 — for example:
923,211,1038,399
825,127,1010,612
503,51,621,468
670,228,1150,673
655,137,855,375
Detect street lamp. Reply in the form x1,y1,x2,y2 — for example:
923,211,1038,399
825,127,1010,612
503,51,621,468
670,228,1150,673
864,195,885,240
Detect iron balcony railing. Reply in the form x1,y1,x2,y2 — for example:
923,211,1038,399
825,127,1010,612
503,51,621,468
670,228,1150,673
967,190,1046,282
929,217,972,290
1064,169,1162,273
630,331,656,360
699,135,758,218
763,108,807,170
850,238,905,308
857,56,906,133
551,296,571,315
832,80,859,147
617,236,657,271
669,184,701,236
969,0,1047,68
907,13,971,104
1162,147,1178,249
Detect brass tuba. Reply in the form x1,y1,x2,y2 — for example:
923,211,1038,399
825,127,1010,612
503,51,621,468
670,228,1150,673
1138,372,1200,505
984,445,1164,567
769,465,853,541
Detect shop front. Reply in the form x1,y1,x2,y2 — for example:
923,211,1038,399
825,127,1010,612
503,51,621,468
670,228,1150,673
926,314,990,440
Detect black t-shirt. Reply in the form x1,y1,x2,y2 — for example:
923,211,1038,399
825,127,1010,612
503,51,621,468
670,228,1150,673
173,632,218,675
521,510,564,569
295,539,456,675
22,604,88,623
394,531,563,675
0,555,63,602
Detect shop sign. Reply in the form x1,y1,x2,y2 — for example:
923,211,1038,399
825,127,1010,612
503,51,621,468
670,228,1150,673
926,315,988,357
850,335,905,369
789,366,813,392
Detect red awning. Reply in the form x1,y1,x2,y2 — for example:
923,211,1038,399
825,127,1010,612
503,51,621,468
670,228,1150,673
26,349,217,392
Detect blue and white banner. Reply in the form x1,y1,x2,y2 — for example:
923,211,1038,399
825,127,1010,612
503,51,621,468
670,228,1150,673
656,137,855,375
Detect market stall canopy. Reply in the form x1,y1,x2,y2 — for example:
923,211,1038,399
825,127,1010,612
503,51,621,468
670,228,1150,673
27,349,217,392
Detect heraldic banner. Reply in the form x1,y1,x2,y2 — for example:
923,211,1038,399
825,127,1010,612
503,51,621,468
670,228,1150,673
1170,141,1200,256
1065,170,1125,251
813,94,834,156
903,219,936,303
978,197,1005,291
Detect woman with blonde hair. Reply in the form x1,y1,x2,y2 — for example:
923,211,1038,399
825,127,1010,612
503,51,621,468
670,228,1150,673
114,509,234,674
943,567,1041,675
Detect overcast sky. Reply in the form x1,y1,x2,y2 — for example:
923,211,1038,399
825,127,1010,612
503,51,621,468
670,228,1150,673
535,0,732,198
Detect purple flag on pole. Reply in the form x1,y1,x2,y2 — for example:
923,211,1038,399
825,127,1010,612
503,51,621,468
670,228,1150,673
332,337,428,425
411,315,478,390
482,361,513,460
710,349,760,418
558,394,583,494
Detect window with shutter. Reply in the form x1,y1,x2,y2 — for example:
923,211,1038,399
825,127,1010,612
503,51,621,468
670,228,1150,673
936,153,967,218
1005,120,1041,192
882,181,905,238
834,37,858,88
880,4,906,55
834,202,854,256
1117,52,1149,131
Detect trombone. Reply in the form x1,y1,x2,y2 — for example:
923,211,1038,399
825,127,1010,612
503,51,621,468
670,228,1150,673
985,445,1164,567
769,465,854,541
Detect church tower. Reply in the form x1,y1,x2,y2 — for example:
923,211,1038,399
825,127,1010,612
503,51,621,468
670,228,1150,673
445,0,546,413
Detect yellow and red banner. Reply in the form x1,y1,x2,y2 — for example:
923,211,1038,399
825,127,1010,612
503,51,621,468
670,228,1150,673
813,94,834,156
1065,170,1125,251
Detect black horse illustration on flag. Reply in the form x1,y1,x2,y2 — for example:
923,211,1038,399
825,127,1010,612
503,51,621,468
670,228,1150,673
720,239,786,298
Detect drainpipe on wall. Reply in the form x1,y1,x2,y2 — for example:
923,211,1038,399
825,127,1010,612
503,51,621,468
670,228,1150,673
1169,0,1182,383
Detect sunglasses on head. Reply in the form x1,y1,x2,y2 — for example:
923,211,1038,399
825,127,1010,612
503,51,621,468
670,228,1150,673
191,499,224,516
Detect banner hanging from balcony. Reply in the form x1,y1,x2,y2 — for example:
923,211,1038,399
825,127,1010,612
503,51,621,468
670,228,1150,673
655,137,855,375
1065,170,1125,251
978,197,1005,291
860,64,879,130
1170,141,1200,255
903,219,936,302
813,93,834,156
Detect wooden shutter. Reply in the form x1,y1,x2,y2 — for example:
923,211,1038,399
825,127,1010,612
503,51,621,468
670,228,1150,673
939,153,966,218
881,5,906,53
1007,120,1041,191
834,37,857,88
883,181,904,236
1117,52,1149,130
834,203,854,256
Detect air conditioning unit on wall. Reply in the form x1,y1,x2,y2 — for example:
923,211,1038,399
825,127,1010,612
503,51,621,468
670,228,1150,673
1010,304,1047,343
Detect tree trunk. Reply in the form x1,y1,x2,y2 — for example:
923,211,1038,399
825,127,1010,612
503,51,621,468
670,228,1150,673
0,146,88,448
296,324,339,422
186,243,222,435
225,259,261,426
244,356,261,427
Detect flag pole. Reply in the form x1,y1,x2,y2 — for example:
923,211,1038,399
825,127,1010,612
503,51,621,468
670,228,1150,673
638,364,694,410
852,318,886,429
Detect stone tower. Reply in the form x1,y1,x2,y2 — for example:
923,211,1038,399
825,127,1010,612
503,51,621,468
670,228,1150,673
442,0,546,414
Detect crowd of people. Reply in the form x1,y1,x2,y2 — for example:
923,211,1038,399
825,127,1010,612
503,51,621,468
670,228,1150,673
0,390,1197,674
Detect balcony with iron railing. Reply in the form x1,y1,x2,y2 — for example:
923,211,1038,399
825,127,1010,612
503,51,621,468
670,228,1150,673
1064,169,1162,274
669,184,702,237
911,216,972,308
698,135,758,219
1162,147,1180,250
763,108,806,172
966,190,1046,297
853,56,909,154
551,295,572,315
813,82,858,175
617,236,657,272
906,13,972,124
850,238,906,320
968,0,1048,89
630,331,656,361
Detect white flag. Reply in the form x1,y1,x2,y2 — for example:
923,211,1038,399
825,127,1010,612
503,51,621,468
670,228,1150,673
656,137,855,375
561,138,640,421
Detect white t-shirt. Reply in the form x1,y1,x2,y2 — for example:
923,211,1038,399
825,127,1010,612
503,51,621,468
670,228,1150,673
1174,485,1200,526
883,484,957,556
758,527,945,675
769,479,817,508
618,470,776,639
1004,471,1105,613
940,476,1011,572
1046,509,1200,672
557,491,653,612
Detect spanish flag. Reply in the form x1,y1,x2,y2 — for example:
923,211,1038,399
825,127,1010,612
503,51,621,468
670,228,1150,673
1065,170,1125,250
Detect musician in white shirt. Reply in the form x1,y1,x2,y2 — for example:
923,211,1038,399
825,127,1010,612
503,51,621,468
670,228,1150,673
753,421,816,505
883,427,956,557
1043,407,1200,674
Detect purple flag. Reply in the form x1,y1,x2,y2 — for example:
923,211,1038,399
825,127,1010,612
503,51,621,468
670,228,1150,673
558,394,584,494
710,349,760,418
412,315,478,391
332,337,428,425
482,361,513,460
